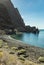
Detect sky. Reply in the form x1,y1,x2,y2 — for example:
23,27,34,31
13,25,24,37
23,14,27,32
11,0,44,29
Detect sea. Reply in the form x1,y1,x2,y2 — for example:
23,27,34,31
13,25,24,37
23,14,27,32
11,30,44,48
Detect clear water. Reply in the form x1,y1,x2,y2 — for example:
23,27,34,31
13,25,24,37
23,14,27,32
11,30,44,48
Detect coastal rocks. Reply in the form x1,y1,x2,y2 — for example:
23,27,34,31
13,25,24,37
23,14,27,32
0,38,44,65
38,57,44,62
25,26,39,34
11,47,18,50
18,46,25,50
9,51,15,54
0,0,39,34
17,49,26,56
17,48,29,61
18,56,25,61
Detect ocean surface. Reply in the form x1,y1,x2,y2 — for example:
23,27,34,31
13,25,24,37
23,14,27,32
11,30,44,48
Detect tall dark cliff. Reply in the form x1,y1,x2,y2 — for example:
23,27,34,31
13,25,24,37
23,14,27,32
0,0,39,34
0,0,25,30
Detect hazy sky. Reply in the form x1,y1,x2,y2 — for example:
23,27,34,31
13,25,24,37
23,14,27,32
11,0,44,29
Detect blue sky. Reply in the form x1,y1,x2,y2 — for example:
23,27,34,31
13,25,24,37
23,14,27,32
11,0,44,29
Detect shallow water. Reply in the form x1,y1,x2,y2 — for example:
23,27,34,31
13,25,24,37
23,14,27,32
11,30,44,48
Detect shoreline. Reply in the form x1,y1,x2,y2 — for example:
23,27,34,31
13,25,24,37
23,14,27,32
0,35,44,64
0,35,44,49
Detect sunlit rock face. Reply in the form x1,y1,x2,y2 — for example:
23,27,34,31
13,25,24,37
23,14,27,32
0,0,25,30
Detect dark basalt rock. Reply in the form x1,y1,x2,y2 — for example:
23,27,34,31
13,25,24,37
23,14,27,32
25,26,39,34
0,0,39,34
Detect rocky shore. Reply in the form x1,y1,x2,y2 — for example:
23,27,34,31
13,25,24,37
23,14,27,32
0,35,44,65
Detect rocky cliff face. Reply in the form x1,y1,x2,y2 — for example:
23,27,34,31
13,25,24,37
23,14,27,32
0,4,12,29
0,0,25,30
0,0,39,34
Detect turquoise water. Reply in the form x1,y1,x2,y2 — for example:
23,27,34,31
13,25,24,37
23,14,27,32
11,30,44,48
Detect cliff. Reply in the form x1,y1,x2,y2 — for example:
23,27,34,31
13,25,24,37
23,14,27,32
0,0,39,34
0,0,25,29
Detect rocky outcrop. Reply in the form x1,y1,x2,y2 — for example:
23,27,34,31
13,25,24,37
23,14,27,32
25,26,39,34
0,0,25,30
0,0,39,34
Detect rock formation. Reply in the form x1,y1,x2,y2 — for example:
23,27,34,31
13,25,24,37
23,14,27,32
0,0,25,29
25,26,39,34
0,0,39,34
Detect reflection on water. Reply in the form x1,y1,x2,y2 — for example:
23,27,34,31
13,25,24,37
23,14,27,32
11,30,44,48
